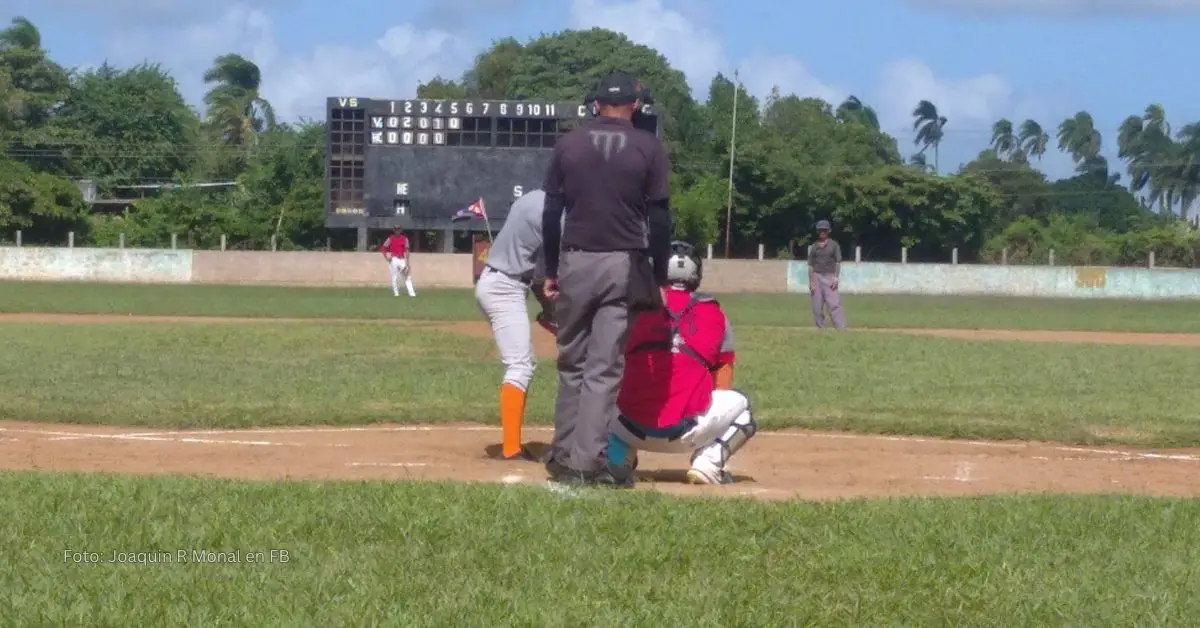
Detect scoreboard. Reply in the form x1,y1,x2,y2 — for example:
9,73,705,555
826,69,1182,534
324,96,661,236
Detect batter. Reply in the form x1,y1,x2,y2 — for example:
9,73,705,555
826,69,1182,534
474,189,556,459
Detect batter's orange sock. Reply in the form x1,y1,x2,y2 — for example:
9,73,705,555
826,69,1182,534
500,383,526,458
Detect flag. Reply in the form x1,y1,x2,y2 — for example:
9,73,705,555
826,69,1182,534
451,197,487,222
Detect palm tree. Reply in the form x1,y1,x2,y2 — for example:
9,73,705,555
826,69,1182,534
1056,111,1102,167
990,118,1019,159
1017,119,1050,161
836,96,880,130
1176,123,1200,220
202,53,276,149
1117,104,1194,215
911,100,947,173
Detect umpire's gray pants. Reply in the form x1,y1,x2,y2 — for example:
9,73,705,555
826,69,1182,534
550,250,633,472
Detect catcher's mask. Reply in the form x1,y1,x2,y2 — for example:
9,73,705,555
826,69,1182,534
666,240,702,291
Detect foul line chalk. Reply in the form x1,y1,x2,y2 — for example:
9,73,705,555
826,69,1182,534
923,461,976,482
345,462,427,468
2,428,288,447
3,425,1198,463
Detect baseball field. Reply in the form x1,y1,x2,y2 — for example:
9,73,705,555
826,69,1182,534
2,280,1199,625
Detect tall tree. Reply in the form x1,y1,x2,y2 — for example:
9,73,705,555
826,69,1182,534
1116,104,1196,216
202,53,275,149
911,100,947,173
55,63,200,186
1017,119,1050,161
836,96,880,130
990,118,1019,160
1056,111,1102,168
0,16,70,171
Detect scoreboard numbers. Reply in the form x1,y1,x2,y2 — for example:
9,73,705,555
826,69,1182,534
362,99,656,149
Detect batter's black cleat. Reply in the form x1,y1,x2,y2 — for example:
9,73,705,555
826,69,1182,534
501,445,538,462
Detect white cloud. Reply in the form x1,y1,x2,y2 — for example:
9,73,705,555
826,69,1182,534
103,4,475,122
908,0,1200,14
567,0,842,104
875,58,1017,133
568,0,724,95
736,53,845,107
872,58,1084,174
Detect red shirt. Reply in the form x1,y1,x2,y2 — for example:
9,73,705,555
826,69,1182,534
380,234,408,257
617,288,736,429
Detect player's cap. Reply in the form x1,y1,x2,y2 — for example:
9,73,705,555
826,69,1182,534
816,220,831,231
593,72,642,105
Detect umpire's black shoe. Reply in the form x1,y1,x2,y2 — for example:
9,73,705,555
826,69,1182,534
549,466,634,489
543,451,570,478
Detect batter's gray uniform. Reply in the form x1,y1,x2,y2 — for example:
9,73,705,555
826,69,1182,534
474,190,547,391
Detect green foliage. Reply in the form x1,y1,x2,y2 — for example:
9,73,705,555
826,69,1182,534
670,172,723,244
0,15,1198,261
0,156,88,241
96,188,239,249
55,63,200,187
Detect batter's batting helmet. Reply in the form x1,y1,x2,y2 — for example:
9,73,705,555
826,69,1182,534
666,240,703,291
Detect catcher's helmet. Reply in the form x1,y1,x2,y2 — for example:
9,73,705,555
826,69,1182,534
666,241,703,291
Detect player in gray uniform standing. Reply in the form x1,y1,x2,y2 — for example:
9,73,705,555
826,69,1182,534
808,219,847,330
475,189,555,460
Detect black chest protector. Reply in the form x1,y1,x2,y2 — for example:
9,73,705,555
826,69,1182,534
628,293,718,370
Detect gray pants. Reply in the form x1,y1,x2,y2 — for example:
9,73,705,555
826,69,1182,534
812,272,846,329
550,250,633,472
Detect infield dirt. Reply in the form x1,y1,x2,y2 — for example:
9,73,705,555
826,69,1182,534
1,313,1198,501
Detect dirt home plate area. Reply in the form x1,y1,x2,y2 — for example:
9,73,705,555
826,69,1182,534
1,313,1199,501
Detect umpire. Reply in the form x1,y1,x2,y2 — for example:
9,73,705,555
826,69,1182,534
540,71,672,487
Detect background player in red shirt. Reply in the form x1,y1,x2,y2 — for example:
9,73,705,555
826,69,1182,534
606,241,757,486
379,227,416,297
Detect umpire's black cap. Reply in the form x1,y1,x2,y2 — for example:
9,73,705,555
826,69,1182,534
592,71,643,105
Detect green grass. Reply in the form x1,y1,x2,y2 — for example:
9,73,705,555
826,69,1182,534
4,321,1200,447
3,472,1197,625
4,280,1200,332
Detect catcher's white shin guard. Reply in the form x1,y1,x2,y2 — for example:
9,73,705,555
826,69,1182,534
688,393,757,485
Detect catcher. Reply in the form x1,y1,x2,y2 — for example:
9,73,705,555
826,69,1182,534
606,241,757,486
474,188,557,459
379,227,416,297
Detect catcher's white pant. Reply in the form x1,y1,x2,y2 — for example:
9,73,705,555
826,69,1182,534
474,267,535,390
611,389,755,476
389,257,415,297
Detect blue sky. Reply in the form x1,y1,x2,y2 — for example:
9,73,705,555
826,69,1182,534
10,0,1200,181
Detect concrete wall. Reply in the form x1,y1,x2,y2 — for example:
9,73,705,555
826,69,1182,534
787,261,1200,299
4,246,1200,299
190,251,789,292
0,247,192,283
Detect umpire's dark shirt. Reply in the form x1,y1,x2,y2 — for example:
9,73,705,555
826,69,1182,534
541,116,670,277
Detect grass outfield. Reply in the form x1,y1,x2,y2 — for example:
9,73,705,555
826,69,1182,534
4,280,1200,332
3,321,1199,446
4,473,1197,625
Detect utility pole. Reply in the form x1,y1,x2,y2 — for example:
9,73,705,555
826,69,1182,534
723,70,738,259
